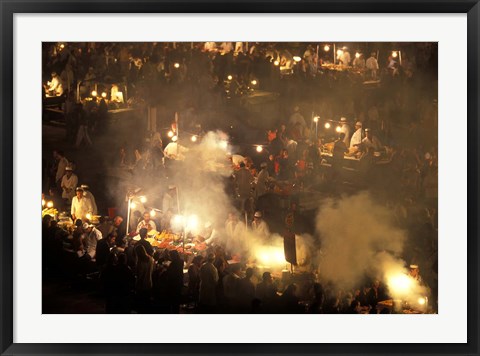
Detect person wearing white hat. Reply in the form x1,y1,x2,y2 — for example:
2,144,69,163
350,121,364,148
71,187,93,222
409,264,423,284
82,223,103,259
252,211,270,238
80,184,98,215
60,166,78,203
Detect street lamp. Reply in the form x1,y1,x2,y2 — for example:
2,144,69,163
313,116,319,137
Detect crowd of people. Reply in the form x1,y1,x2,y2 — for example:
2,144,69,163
42,41,438,314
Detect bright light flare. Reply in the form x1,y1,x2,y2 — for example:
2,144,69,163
130,202,137,209
173,214,184,226
251,79,257,86
60,44,65,49
355,52,361,58
150,209,156,217
335,126,342,133
191,135,197,142
324,45,330,52
418,297,426,305
86,213,92,220
313,116,319,123
174,62,180,68
256,145,263,153
337,49,344,56
227,75,233,80
139,196,147,203
46,201,54,208
167,130,174,138
101,92,107,98
91,90,97,97
387,273,412,296
219,140,228,150
273,60,279,66
325,122,331,129
392,51,398,58
293,56,302,62
172,135,178,142
42,199,46,207
186,215,199,231
255,246,286,267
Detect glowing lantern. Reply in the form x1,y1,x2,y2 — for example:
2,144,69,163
91,90,97,97
256,145,263,153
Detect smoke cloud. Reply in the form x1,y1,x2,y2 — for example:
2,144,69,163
315,192,406,290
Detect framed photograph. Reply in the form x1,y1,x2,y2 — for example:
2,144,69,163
1,1,478,355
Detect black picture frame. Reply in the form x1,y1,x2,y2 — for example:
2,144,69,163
1,1,479,355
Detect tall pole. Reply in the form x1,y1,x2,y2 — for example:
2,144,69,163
333,43,336,64
126,196,132,236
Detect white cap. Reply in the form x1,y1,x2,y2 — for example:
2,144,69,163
65,166,73,171
340,117,347,122
80,184,89,190
409,264,419,269
254,211,262,218
82,223,89,230
355,121,362,127
133,235,141,241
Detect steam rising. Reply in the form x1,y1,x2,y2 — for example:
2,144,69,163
315,192,406,289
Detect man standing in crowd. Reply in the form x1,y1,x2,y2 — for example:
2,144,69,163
71,187,93,222
252,211,270,239
366,52,379,80
350,121,364,148
61,166,78,205
53,150,69,188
